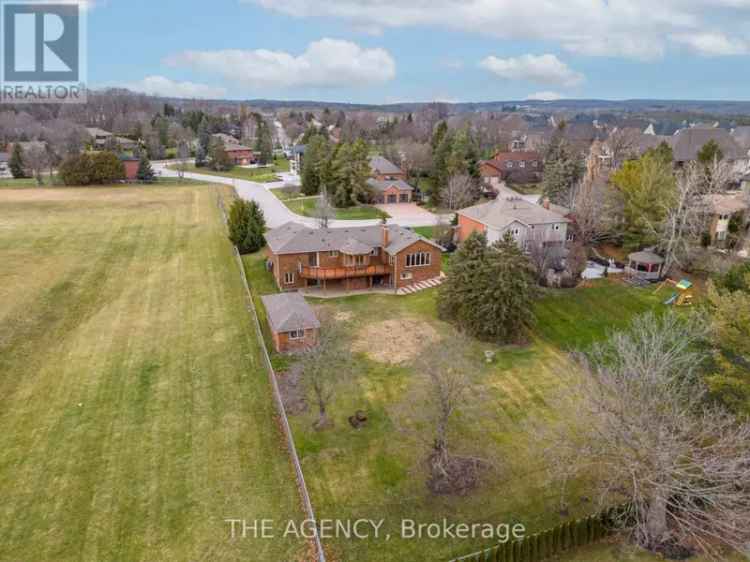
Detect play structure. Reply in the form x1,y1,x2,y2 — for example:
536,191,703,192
662,279,694,307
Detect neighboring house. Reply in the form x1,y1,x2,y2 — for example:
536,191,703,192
368,178,414,204
479,151,543,188
224,145,255,165
260,292,320,353
703,191,750,247
669,128,748,173
457,195,570,248
265,222,443,292
85,128,137,151
212,133,240,146
119,155,139,181
0,152,9,177
370,155,406,181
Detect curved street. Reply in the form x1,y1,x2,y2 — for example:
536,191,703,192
156,162,442,229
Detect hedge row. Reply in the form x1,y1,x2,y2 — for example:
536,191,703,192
458,506,630,562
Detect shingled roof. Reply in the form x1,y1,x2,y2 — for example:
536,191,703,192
369,155,402,176
265,222,443,256
458,196,569,230
669,128,745,162
366,178,414,193
261,293,320,333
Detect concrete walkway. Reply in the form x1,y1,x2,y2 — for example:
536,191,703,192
155,162,441,230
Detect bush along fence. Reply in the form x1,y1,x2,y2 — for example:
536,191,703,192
450,505,631,562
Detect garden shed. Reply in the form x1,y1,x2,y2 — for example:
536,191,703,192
261,293,320,353
625,251,666,281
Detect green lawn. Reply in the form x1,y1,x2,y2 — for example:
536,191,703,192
0,187,304,561
0,176,212,188
172,158,290,183
535,280,672,350
241,252,670,561
281,194,389,220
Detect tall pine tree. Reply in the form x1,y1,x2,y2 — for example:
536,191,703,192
9,143,25,179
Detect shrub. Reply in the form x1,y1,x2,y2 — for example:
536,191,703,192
228,199,266,254
59,152,124,186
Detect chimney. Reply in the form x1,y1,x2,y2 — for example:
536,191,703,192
382,224,389,247
542,197,551,210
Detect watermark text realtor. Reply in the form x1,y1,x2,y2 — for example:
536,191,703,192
225,519,526,542
1,1,87,103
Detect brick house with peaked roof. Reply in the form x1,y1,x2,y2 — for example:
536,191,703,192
224,145,255,166
265,222,443,292
480,151,543,189
368,178,414,204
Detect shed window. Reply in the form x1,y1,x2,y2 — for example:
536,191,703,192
288,330,303,340
284,272,295,285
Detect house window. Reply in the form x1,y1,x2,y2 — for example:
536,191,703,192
519,161,526,168
717,230,728,241
567,232,575,242
288,329,303,340
553,224,561,231
388,254,395,265
309,252,319,267
371,248,379,257
400,271,413,280
507,161,514,169
511,228,521,237
329,251,339,257
532,161,538,167
284,272,295,285
406,252,432,267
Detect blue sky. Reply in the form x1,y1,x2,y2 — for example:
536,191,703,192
86,0,750,103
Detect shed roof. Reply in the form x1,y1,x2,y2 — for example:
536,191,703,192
261,293,320,333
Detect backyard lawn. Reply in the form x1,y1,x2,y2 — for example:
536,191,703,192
278,193,390,221
0,186,304,561
242,251,670,562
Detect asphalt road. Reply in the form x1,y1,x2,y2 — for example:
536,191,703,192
156,163,442,229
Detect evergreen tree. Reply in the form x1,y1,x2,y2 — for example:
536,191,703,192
228,199,266,254
541,130,583,204
209,139,232,171
697,139,723,166
438,232,537,343
301,135,331,196
253,114,274,164
9,143,25,178
136,153,155,183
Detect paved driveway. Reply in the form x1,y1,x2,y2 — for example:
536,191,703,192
156,163,440,229
375,203,443,227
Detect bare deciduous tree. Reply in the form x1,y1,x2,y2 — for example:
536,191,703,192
568,175,613,246
24,144,49,185
607,127,641,168
312,184,335,228
440,174,477,211
658,161,735,274
416,336,488,495
536,312,750,559
300,313,345,431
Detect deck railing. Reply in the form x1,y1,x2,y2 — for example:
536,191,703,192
299,264,392,280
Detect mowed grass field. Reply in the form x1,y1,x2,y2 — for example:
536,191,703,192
243,252,672,562
0,186,304,561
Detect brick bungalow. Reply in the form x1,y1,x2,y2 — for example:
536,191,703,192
224,145,255,166
368,178,414,204
265,222,443,292
479,151,543,189
260,292,320,353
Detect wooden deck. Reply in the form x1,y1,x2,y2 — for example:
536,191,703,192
299,264,392,280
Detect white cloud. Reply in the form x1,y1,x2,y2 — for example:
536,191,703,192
119,76,227,99
165,39,396,90
245,0,750,60
526,91,564,101
671,32,749,56
480,54,584,87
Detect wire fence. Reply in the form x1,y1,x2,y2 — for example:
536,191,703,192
216,189,326,562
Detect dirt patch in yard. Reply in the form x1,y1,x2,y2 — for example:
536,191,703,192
351,317,439,364
277,363,308,415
